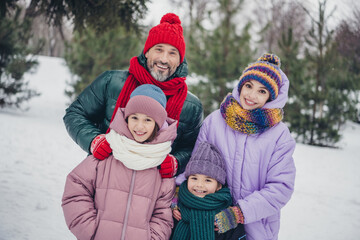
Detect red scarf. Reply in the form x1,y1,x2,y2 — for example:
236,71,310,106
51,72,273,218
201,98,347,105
108,56,187,131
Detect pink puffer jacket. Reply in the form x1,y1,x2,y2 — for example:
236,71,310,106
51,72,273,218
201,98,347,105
62,108,177,240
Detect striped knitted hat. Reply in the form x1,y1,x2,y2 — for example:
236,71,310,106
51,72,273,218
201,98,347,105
238,53,282,101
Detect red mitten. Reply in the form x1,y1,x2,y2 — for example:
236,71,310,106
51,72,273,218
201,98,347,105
159,154,178,178
90,134,112,160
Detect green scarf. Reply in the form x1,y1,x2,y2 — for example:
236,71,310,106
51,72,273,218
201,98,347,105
172,181,233,240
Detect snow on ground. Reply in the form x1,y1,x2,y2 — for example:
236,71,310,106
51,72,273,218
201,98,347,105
0,56,359,239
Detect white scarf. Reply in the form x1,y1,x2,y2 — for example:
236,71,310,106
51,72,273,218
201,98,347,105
106,129,172,171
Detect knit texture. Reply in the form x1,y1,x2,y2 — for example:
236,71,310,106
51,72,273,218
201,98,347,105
184,142,227,185
106,129,172,170
124,84,167,128
107,56,187,133
220,93,283,135
144,13,186,63
129,84,167,108
238,53,282,100
172,181,233,240
214,206,245,233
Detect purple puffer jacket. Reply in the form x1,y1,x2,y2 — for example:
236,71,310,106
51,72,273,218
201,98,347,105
62,109,177,240
178,71,296,240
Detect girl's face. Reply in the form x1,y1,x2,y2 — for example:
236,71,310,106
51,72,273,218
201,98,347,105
127,113,156,143
187,174,222,198
239,80,270,110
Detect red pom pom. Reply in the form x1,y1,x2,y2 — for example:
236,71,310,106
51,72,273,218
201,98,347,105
160,13,181,25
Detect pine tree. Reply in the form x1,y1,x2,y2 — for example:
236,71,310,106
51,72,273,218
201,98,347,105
64,25,143,100
184,0,254,116
278,28,311,143
287,0,359,146
334,19,360,123
0,5,43,109
24,0,149,33
300,0,340,146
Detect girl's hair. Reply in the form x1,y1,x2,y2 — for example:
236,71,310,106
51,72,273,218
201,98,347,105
145,123,160,142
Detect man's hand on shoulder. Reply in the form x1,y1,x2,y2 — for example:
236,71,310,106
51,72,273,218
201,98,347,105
159,154,178,178
90,134,112,160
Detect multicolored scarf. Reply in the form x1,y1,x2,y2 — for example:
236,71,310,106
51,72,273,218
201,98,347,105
172,181,233,240
108,55,187,132
220,93,283,135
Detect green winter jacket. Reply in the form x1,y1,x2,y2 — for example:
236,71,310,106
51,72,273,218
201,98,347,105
63,53,203,175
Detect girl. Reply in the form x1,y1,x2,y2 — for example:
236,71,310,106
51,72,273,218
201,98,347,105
179,54,296,240
62,84,177,240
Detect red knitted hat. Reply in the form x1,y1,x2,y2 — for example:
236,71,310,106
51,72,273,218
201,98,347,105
143,13,186,63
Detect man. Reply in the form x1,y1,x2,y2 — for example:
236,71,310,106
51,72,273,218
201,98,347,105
63,13,203,178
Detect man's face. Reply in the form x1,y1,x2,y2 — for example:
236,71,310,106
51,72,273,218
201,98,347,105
145,43,181,82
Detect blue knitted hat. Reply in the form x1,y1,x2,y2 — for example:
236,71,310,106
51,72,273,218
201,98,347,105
185,142,227,185
125,84,167,127
130,84,167,108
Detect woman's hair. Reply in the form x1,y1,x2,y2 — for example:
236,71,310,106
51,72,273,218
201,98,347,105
145,123,160,142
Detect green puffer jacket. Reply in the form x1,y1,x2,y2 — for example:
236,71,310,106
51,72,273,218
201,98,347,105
63,54,203,175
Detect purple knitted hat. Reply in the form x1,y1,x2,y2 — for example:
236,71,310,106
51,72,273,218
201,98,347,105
124,84,167,127
185,142,227,185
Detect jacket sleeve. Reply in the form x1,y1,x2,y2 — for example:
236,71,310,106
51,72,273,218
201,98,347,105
62,156,99,239
196,117,296,224
171,93,203,175
63,71,112,153
237,133,296,224
149,178,176,240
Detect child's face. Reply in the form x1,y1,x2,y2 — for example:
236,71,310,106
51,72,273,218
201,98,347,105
127,113,156,143
240,80,270,110
187,174,222,198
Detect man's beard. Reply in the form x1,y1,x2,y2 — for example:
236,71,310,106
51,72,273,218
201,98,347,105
149,68,169,82
148,61,172,82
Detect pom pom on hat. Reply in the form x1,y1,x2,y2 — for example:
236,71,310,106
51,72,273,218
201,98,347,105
124,84,167,128
238,53,282,101
160,13,181,25
143,13,186,63
257,53,281,67
185,142,227,185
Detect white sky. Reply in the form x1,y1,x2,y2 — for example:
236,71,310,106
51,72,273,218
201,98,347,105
143,0,358,28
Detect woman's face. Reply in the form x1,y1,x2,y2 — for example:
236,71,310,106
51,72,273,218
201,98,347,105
127,113,156,143
239,80,270,110
187,174,222,198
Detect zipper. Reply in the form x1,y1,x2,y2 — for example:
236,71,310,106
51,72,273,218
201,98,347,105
121,170,136,240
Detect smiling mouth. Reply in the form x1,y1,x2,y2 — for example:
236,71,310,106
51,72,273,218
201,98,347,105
245,98,256,105
155,63,169,71
134,131,146,136
193,189,206,194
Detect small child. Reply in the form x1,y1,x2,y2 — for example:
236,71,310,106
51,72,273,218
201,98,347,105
171,142,246,240
62,84,177,240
